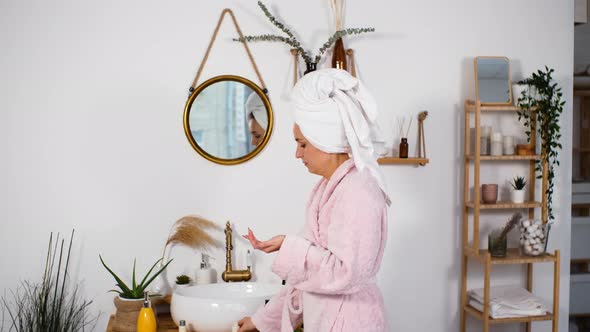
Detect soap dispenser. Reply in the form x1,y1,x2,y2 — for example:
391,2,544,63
137,291,156,332
246,250,253,271
196,253,214,285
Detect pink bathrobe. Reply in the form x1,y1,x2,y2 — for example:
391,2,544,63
251,159,388,331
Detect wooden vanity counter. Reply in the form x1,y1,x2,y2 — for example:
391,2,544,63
106,313,178,332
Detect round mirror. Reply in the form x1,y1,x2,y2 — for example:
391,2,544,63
183,75,273,165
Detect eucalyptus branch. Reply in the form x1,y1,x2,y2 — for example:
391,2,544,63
234,35,312,64
257,1,297,42
254,1,312,63
316,27,375,63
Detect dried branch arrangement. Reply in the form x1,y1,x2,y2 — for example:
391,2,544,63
498,212,523,239
235,1,374,67
160,215,222,261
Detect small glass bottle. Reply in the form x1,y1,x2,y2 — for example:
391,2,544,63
399,138,409,158
178,320,187,332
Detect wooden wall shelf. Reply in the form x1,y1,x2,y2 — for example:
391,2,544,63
377,157,429,165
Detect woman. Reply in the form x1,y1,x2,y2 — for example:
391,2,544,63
238,68,390,332
246,92,268,147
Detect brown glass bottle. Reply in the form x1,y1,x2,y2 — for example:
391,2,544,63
399,138,409,158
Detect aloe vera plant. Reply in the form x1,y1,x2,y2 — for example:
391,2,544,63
511,176,527,190
99,255,173,299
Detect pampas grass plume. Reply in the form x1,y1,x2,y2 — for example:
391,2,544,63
161,215,222,260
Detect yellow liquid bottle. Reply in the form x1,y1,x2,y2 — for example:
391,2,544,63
137,291,157,332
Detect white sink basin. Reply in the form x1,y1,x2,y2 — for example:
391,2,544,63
170,282,282,332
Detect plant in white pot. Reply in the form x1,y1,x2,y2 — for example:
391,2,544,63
175,274,191,290
510,176,527,203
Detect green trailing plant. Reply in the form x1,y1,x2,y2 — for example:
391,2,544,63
510,176,527,190
516,66,564,221
175,275,191,285
99,255,173,299
234,1,374,67
1,230,98,332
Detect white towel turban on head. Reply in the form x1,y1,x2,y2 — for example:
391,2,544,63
246,92,268,131
292,68,390,205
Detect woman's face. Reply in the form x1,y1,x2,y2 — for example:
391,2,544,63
293,124,332,176
249,118,265,147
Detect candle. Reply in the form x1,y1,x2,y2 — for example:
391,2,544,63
503,135,515,155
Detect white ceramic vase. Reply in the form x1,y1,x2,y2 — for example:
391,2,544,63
149,263,172,296
175,283,190,291
511,189,526,203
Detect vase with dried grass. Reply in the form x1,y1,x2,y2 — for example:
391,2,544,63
236,1,373,76
488,212,522,257
151,216,222,296
330,0,347,71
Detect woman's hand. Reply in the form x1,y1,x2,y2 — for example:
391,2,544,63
237,316,258,332
243,228,285,253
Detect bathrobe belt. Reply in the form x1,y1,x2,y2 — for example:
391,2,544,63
280,278,377,331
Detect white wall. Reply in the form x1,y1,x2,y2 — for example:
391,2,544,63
0,1,573,331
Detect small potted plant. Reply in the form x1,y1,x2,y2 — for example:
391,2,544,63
175,274,191,289
510,176,527,203
99,255,173,331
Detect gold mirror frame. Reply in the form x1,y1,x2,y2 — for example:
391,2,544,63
183,75,274,165
474,56,513,106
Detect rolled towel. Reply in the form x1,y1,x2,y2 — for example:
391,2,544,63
292,68,390,205
246,92,268,130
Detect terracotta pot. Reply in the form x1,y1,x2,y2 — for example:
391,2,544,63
481,184,498,204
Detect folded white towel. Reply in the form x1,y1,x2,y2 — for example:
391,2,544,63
468,299,547,318
467,286,549,319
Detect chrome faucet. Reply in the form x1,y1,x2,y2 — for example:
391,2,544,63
221,221,252,282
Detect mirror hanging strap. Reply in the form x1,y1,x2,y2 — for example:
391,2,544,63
190,8,267,93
